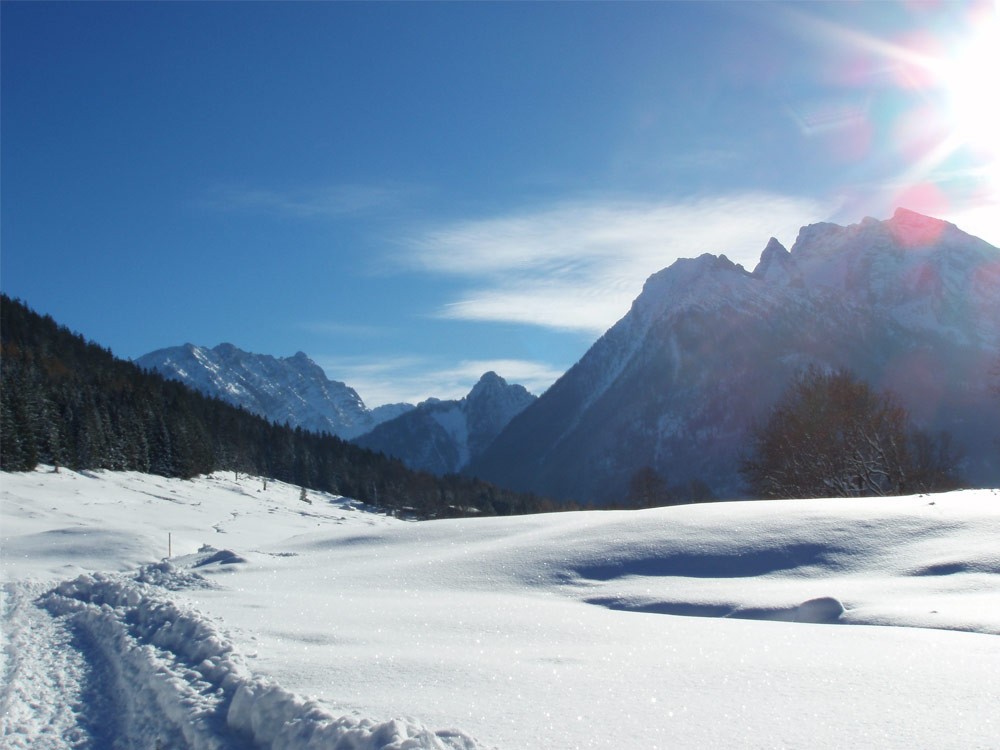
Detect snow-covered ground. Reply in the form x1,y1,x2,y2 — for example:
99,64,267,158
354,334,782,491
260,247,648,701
2,467,999,748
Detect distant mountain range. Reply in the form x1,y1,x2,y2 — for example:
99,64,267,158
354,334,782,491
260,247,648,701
353,371,536,475
135,345,537,472
470,209,1000,504
136,344,412,440
138,209,1000,505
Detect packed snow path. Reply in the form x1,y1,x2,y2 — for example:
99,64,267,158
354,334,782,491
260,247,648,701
1,470,477,750
2,567,477,750
2,582,101,749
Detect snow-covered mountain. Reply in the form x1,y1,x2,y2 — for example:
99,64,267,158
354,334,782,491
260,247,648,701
470,209,1000,504
352,371,536,475
136,343,412,439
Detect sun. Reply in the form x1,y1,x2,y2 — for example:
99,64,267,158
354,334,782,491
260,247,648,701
812,1,1000,231
935,12,1000,160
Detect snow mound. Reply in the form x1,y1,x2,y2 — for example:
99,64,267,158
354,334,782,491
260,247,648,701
193,548,247,568
728,596,846,624
40,565,479,750
793,596,845,623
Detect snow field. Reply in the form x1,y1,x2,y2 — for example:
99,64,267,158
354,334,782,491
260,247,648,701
3,468,1000,748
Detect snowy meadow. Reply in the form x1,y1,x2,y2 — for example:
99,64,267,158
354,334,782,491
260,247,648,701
2,467,999,749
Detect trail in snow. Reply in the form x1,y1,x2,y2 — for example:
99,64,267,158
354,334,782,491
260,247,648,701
2,558,479,750
1,582,95,749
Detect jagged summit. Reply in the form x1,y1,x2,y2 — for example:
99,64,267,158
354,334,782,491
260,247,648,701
463,370,530,402
889,205,957,233
471,210,1000,504
136,343,411,439
631,252,754,326
752,237,796,283
353,371,536,475
791,208,969,261
473,370,503,386
753,236,789,269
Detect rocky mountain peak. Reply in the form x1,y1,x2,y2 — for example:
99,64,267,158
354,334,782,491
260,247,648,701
752,237,793,282
886,207,958,248
470,210,1000,505
467,371,513,403
136,343,411,439
353,371,536,476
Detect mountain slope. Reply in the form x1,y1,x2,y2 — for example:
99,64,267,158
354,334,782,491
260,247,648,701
136,343,411,439
2,295,561,517
353,372,535,475
470,209,1000,504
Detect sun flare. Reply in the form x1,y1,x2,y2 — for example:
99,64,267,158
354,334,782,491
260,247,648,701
800,2,1000,233
936,14,1000,160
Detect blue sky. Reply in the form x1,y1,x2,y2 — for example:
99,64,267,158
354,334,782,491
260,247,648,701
3,1,997,406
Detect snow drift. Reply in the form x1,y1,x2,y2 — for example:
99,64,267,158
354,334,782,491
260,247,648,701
3,468,999,748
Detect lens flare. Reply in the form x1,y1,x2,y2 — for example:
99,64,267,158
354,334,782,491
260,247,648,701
938,17,1000,160
788,2,999,238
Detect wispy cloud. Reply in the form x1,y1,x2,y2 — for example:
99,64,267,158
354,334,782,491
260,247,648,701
405,193,829,335
315,354,564,407
203,183,416,219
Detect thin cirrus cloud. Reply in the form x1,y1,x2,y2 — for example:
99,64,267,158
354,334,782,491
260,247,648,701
406,192,829,335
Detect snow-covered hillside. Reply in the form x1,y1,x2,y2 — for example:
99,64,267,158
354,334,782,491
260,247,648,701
136,343,412,439
3,467,999,748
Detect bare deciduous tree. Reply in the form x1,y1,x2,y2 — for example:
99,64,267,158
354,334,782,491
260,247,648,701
741,367,961,499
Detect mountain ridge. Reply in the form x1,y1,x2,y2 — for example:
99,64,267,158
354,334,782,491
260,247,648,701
470,209,1000,504
136,343,412,440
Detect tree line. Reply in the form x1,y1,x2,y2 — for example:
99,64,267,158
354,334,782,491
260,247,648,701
2,295,972,512
0,295,568,518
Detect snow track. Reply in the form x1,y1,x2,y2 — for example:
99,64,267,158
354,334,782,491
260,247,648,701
1,582,94,749
3,565,478,750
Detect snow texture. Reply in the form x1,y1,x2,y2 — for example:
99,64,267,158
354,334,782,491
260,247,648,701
3,467,1000,748
35,566,474,749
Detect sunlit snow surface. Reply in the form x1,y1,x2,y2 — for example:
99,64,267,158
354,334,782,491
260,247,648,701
2,468,999,748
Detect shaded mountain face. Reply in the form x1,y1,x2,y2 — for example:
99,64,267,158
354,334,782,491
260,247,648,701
136,344,412,439
470,209,1000,505
352,372,536,475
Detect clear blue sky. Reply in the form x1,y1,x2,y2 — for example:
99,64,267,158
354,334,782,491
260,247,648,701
3,1,997,405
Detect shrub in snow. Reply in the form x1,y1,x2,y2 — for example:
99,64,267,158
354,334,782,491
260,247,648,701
741,367,962,498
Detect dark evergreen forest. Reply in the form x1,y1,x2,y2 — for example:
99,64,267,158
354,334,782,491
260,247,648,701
0,295,566,517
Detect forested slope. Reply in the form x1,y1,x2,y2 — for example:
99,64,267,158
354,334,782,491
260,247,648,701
0,295,559,517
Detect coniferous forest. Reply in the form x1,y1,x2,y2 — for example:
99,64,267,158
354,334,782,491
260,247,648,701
0,295,566,517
